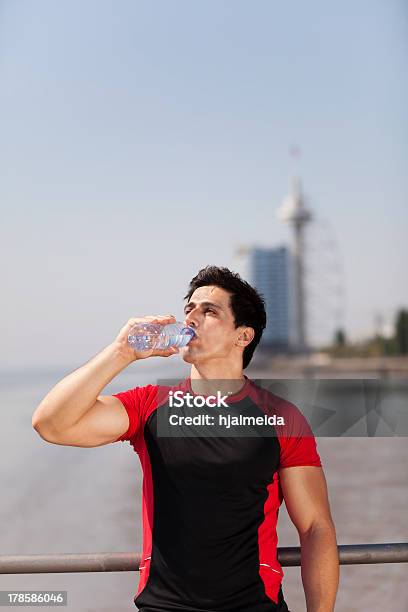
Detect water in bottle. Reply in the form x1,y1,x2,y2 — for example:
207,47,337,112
128,322,195,352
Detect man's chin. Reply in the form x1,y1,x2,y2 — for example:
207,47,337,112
181,348,194,364
181,345,200,364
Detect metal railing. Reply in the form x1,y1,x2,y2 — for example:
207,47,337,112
1,544,407,574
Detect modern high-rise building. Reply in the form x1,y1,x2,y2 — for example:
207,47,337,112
277,177,312,351
234,176,314,352
233,246,291,349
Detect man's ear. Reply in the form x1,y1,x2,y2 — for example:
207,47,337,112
235,327,255,347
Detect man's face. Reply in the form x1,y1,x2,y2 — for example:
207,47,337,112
181,285,243,366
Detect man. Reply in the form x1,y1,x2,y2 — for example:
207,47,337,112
32,266,339,612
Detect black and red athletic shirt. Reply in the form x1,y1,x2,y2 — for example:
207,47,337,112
114,376,321,612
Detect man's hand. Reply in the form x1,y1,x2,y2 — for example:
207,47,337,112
279,466,339,612
114,314,180,362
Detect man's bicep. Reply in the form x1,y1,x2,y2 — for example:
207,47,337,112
279,466,334,535
52,396,131,448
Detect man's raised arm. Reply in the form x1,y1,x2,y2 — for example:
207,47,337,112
32,315,178,447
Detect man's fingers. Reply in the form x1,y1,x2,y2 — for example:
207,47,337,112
124,315,177,335
155,347,179,357
152,315,177,325
119,316,179,359
129,315,176,325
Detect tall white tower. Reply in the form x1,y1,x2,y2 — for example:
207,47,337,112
277,177,312,351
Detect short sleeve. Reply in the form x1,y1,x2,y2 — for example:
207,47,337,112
113,387,146,442
277,401,322,469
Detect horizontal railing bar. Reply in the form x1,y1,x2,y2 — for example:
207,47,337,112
0,544,407,574
0,553,142,575
281,543,408,566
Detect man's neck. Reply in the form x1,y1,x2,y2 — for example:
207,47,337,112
189,363,246,396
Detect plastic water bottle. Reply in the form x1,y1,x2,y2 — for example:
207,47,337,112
128,322,196,352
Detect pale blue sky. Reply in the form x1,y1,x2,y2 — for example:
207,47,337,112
1,0,407,368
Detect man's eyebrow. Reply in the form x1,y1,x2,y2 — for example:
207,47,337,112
184,301,223,312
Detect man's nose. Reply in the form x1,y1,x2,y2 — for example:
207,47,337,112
184,310,199,328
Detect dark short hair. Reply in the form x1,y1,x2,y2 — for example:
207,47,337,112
184,265,267,369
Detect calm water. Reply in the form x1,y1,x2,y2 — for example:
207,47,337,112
0,361,406,611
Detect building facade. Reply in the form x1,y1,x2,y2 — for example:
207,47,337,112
234,246,292,349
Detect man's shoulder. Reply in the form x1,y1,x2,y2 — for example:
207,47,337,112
246,379,299,412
